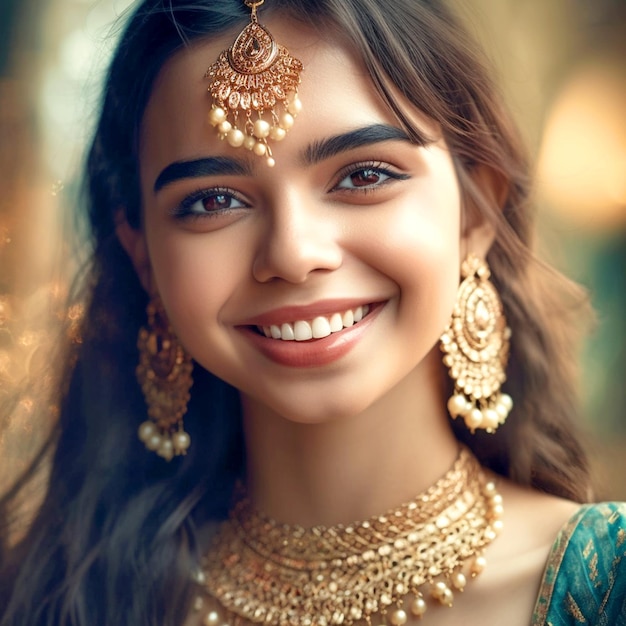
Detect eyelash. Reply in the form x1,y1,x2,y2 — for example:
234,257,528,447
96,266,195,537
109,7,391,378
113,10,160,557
171,187,248,221
331,161,410,194
171,161,408,221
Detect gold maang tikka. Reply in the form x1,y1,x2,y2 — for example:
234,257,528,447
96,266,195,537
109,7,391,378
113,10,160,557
205,0,304,167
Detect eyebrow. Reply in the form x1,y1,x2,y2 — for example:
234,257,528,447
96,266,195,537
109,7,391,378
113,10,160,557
154,156,251,192
153,123,421,192
302,124,417,166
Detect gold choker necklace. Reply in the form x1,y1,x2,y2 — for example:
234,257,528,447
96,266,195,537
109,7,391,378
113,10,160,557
193,448,503,625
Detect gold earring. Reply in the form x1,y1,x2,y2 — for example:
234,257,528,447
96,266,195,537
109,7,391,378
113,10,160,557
440,254,513,433
136,297,193,460
205,0,304,167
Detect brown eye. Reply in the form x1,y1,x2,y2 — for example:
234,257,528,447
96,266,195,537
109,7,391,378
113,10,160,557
203,193,235,211
349,169,383,187
333,163,408,193
174,187,249,220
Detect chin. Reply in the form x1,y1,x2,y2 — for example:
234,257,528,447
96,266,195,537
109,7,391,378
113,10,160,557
250,388,384,426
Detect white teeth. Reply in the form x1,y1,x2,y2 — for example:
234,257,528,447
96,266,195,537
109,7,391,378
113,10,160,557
342,309,354,327
294,320,313,341
258,304,371,341
329,313,343,332
280,323,295,340
312,316,332,339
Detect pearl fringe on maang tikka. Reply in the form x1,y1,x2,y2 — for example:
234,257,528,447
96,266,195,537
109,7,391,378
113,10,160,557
205,0,304,167
440,255,513,434
192,448,503,626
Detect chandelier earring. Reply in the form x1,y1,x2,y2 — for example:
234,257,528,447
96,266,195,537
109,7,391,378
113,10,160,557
205,0,304,167
440,254,513,433
136,297,193,460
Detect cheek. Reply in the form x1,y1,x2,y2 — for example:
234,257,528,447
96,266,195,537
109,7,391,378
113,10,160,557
360,178,461,327
395,219,459,352
144,224,250,345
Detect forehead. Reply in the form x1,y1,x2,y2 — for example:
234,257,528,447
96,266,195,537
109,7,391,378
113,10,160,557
139,15,437,182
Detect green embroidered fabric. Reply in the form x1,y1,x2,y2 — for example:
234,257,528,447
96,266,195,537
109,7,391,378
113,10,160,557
532,502,626,625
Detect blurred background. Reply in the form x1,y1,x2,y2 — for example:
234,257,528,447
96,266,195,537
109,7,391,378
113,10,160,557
0,0,624,496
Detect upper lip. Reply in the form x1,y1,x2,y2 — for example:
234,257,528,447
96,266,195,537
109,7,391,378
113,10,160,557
238,298,381,327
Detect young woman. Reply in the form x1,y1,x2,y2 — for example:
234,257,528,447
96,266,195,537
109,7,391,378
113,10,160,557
1,0,624,624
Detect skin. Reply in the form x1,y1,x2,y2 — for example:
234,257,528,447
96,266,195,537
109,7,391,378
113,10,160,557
118,17,579,625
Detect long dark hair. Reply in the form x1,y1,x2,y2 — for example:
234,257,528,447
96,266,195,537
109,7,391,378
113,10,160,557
0,1,590,624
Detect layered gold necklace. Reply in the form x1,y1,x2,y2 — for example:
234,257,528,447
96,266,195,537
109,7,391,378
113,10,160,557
193,447,503,625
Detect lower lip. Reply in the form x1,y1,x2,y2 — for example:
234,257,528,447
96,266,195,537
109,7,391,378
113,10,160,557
238,304,383,368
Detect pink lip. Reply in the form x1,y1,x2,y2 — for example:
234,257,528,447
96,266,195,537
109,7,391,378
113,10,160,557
237,301,384,368
240,298,379,327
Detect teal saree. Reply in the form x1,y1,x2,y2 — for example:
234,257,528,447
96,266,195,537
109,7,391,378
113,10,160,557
532,502,626,625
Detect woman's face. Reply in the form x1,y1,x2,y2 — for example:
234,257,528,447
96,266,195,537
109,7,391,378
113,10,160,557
133,17,466,423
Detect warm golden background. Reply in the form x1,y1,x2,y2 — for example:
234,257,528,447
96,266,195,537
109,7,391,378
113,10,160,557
1,1,625,496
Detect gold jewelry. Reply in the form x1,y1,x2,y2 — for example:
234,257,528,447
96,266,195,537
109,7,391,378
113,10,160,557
205,0,304,167
440,254,513,434
136,297,193,460
194,448,503,625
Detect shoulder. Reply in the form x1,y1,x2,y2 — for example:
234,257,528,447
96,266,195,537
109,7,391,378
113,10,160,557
533,502,626,625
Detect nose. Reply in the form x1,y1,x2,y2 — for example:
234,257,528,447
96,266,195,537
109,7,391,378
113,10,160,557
252,196,343,284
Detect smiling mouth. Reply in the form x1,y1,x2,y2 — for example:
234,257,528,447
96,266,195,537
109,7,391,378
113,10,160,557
256,304,371,342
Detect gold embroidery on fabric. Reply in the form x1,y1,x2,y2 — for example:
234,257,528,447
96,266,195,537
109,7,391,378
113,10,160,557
588,551,599,584
600,552,624,615
582,537,593,559
608,510,620,524
599,570,615,614
531,508,586,625
565,592,587,622
532,504,626,626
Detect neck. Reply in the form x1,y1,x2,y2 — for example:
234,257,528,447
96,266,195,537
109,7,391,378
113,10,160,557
241,351,460,527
